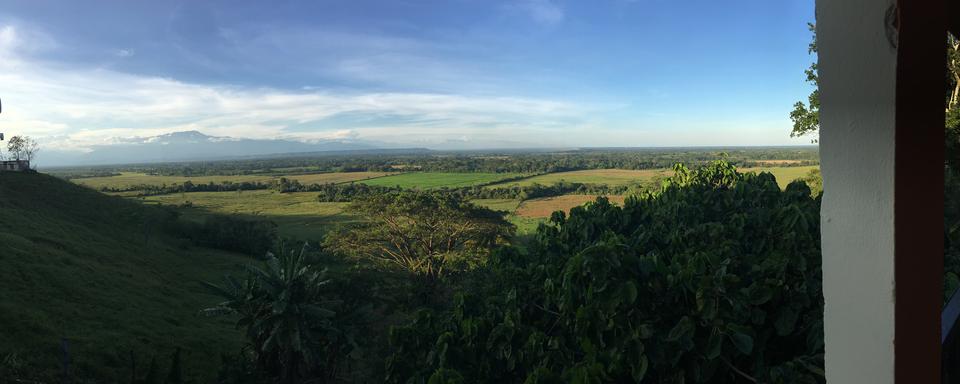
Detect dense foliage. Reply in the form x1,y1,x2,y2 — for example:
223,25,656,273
386,161,824,383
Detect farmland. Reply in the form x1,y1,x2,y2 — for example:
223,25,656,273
487,169,671,188
358,172,524,189
72,171,394,190
67,162,821,239
740,165,819,188
515,194,627,218
141,190,352,241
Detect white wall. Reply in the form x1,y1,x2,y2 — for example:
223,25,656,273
818,0,898,382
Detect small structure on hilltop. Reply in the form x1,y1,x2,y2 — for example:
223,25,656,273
0,97,24,172
0,160,30,172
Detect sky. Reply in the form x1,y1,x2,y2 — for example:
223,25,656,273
0,0,817,154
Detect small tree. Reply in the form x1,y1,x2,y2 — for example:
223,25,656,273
24,138,39,162
6,135,25,161
5,135,39,162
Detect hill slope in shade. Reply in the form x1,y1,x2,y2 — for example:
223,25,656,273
0,172,244,381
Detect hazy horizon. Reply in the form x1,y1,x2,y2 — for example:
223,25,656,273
37,129,817,168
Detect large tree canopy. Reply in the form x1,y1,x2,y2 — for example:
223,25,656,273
325,191,514,283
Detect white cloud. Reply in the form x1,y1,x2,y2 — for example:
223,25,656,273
512,0,565,26
115,49,135,57
0,24,589,152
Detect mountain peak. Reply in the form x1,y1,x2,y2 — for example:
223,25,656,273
153,130,214,141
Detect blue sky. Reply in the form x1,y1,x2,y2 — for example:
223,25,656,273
0,0,816,152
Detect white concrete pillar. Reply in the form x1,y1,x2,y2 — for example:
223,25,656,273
818,0,898,382
820,0,944,381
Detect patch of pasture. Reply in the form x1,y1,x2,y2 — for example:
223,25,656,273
738,165,819,189
73,172,274,190
359,172,523,189
515,194,627,218
73,171,394,190
509,215,545,235
142,190,352,241
289,172,395,184
752,159,804,166
487,169,671,188
472,198,522,212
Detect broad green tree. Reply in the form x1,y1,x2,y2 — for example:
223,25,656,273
325,191,513,286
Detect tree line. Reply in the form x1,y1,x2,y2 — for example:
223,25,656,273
58,147,819,178
312,181,650,203
96,174,658,202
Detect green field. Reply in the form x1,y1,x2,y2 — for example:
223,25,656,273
516,195,626,218
73,171,394,190
485,166,818,190
740,165,819,189
472,198,523,212
359,172,523,189
487,169,670,188
142,190,351,241
133,166,818,241
0,172,244,381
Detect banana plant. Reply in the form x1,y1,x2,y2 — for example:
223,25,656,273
204,243,344,384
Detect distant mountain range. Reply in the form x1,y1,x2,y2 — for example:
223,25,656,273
41,131,398,166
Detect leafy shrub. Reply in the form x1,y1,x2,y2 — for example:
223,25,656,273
386,161,824,383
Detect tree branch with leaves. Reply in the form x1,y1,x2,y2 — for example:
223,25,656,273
790,23,820,142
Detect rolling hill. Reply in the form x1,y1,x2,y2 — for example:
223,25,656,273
0,171,246,381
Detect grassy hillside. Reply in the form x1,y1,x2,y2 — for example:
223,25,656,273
0,172,245,382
